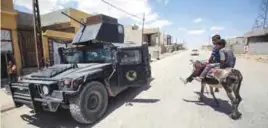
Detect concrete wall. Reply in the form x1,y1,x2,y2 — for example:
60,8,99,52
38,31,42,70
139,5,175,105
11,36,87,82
17,11,33,28
231,43,268,55
226,37,245,45
123,25,142,44
144,28,159,34
41,8,70,27
248,43,268,55
1,0,14,12
69,8,91,32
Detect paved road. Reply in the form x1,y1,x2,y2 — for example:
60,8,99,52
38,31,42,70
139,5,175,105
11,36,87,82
1,51,268,128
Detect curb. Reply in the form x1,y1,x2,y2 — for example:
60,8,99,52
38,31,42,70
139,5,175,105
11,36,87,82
1,105,16,113
151,51,181,62
0,88,16,113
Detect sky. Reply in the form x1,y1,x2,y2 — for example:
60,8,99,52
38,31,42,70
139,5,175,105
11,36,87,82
13,0,261,48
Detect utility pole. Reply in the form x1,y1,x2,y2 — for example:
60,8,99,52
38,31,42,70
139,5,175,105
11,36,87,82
208,36,211,45
141,13,145,44
33,0,44,69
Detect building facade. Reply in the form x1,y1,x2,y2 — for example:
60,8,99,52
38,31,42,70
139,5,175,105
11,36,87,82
1,0,22,78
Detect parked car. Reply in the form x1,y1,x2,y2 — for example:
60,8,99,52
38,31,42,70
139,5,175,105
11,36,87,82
191,49,199,56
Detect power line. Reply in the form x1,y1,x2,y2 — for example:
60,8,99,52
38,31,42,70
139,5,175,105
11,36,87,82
252,0,268,31
101,0,146,44
101,0,143,20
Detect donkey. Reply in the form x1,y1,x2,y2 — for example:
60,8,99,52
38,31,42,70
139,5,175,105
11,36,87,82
189,59,243,120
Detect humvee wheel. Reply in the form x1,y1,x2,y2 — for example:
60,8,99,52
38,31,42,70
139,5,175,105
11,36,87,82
69,81,108,124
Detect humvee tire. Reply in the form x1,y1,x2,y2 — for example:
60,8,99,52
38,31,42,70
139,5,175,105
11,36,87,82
69,81,108,124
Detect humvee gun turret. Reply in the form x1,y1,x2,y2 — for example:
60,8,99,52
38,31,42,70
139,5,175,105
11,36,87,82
8,13,151,124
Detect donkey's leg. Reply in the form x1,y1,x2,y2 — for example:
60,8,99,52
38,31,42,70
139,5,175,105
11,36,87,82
222,83,237,118
199,81,205,102
210,86,219,107
228,69,243,119
224,87,242,119
226,91,237,119
232,80,243,118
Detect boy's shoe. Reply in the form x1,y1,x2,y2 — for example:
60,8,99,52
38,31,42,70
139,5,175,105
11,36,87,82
179,77,188,84
195,77,202,82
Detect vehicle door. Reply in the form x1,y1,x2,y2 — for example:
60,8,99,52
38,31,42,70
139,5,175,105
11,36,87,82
117,48,148,87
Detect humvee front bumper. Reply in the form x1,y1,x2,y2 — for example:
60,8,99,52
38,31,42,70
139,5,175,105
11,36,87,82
9,82,65,112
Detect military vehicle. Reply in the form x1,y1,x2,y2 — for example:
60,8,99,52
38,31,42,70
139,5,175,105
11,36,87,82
8,13,151,124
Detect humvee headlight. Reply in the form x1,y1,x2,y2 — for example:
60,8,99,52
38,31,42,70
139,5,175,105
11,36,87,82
64,79,72,85
73,77,84,87
42,85,49,95
62,79,72,88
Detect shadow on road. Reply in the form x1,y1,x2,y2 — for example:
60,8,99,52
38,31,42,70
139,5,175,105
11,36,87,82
182,91,232,116
20,78,158,128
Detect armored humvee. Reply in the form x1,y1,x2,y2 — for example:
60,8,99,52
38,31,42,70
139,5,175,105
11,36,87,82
8,13,151,124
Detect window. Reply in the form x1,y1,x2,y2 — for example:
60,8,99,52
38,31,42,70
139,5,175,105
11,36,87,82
118,25,124,34
62,48,112,64
120,50,141,65
1,29,13,52
84,48,112,62
65,50,83,63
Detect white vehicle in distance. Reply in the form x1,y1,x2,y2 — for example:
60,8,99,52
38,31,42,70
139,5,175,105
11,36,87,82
191,49,199,56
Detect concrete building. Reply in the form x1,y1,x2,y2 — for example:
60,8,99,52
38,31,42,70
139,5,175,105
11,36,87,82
228,29,268,55
40,8,91,65
226,36,246,45
14,8,91,68
124,25,142,44
244,28,268,55
124,25,171,54
1,6,91,81
16,11,37,68
1,0,22,78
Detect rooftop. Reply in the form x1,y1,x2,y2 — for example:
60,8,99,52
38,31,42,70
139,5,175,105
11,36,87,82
244,28,268,38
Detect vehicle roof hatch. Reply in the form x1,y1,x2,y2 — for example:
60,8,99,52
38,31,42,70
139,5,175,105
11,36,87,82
71,14,124,45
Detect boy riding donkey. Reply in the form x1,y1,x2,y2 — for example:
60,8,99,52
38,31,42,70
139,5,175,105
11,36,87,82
181,34,222,92
181,38,243,120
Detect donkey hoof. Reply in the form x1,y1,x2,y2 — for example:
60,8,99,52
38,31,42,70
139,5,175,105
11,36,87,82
229,112,242,120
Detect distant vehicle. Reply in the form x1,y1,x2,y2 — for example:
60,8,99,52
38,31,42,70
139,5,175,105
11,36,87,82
191,49,199,56
8,13,151,124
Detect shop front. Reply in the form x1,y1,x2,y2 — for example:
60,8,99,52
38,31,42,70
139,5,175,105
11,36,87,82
1,0,22,85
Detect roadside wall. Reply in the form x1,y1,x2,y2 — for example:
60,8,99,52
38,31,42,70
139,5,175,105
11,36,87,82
231,43,268,55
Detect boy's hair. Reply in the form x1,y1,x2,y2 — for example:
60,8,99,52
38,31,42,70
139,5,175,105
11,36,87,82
212,34,221,40
215,39,226,47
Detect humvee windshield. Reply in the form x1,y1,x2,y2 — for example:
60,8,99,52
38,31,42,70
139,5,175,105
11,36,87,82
62,47,112,63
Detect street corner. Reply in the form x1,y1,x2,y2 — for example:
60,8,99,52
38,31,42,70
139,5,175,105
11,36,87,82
0,89,15,113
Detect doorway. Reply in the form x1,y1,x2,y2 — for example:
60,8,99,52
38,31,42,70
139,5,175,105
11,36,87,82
1,52,14,78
